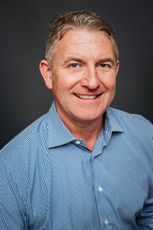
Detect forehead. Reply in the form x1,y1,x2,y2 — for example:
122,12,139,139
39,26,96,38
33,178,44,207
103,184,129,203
52,29,116,61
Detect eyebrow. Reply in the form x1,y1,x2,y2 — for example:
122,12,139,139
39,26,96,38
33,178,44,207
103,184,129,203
97,58,115,65
63,56,116,66
63,57,85,65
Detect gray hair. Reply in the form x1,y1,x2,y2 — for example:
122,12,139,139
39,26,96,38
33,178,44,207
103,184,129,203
45,10,119,62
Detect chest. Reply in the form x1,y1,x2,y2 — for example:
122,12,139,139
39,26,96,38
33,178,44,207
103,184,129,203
27,140,150,229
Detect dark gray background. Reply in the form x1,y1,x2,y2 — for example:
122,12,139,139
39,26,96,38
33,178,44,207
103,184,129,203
1,0,153,148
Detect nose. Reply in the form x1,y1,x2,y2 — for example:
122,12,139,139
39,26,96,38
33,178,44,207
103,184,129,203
81,66,100,90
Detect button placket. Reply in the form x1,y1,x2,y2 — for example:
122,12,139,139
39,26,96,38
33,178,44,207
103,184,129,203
92,154,112,228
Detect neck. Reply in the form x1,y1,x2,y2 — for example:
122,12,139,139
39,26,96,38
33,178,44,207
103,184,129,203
72,122,103,151
58,112,104,151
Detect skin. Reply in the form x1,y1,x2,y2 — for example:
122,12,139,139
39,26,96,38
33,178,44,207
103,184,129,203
39,29,119,150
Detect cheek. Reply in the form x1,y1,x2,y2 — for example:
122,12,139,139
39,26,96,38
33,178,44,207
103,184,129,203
53,73,82,92
102,76,116,90
51,76,72,96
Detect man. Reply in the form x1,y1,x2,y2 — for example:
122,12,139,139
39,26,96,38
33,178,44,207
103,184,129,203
0,10,153,229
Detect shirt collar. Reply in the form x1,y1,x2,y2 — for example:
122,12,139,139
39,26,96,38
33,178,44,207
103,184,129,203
46,103,124,148
105,107,124,133
47,103,75,148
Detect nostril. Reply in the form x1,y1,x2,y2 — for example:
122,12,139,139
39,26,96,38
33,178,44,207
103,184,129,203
81,77,100,90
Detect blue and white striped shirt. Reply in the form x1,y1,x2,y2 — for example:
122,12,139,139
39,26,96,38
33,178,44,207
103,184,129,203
0,103,153,229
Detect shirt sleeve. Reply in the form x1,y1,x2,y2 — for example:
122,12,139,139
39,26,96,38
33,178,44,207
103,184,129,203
136,180,153,229
0,158,28,229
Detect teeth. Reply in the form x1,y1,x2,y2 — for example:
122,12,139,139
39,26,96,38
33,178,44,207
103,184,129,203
77,95,97,99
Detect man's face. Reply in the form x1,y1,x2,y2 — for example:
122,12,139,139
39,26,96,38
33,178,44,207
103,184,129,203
43,29,119,126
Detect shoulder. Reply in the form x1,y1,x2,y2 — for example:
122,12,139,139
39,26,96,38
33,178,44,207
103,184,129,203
108,107,153,148
109,107,153,133
0,113,48,166
108,107,153,168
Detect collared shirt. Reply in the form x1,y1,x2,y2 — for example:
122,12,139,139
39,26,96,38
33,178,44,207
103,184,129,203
0,103,153,230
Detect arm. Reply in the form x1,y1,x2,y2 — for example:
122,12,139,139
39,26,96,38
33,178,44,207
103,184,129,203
136,118,153,229
0,159,28,229
136,187,153,229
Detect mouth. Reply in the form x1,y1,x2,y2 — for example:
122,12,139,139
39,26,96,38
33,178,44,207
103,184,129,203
73,93,102,100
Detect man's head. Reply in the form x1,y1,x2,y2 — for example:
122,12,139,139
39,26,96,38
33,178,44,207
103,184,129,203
45,10,119,63
39,10,119,129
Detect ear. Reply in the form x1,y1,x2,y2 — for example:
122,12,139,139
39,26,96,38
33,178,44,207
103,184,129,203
39,59,53,90
115,60,120,76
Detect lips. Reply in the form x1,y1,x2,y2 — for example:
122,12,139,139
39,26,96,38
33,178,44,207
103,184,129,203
74,93,102,99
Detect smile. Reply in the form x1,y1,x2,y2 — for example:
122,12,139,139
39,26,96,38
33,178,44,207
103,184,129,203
74,94,101,99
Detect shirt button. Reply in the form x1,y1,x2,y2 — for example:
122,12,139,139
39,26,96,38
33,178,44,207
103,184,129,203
105,130,109,136
98,185,103,192
104,218,110,225
75,140,81,145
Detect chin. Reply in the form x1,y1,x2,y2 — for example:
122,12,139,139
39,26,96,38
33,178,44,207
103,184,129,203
74,112,103,123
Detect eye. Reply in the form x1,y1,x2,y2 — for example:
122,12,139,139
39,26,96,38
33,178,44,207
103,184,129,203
99,63,112,69
69,63,79,68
